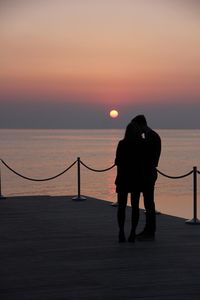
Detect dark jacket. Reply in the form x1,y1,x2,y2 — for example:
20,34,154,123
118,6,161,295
115,127,161,193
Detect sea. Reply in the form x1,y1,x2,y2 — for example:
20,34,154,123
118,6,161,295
0,129,200,219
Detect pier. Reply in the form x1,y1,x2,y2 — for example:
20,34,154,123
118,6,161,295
1,195,200,299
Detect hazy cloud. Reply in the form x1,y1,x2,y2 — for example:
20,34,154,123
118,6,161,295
0,100,199,129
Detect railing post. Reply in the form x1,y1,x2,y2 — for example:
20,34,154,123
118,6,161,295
0,165,6,200
186,166,200,224
72,157,86,201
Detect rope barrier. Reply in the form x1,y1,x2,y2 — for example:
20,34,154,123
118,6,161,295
80,160,115,172
0,159,77,182
157,169,193,179
0,157,198,179
0,156,200,224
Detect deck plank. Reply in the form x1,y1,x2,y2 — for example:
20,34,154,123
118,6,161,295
0,195,200,299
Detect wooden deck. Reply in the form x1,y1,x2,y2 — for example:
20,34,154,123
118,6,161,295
0,195,200,299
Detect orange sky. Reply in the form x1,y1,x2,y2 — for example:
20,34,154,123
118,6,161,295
0,0,200,105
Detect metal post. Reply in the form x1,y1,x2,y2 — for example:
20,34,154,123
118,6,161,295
0,166,6,200
186,166,200,224
72,157,86,201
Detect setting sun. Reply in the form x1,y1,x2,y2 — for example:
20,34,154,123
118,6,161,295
109,110,119,118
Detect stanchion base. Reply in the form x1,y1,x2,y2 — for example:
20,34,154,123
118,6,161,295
185,218,200,225
144,210,161,215
72,196,87,201
110,202,118,207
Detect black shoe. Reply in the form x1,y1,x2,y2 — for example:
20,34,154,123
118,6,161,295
136,232,155,241
118,231,126,243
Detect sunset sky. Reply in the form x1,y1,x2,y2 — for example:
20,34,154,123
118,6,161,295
0,0,200,128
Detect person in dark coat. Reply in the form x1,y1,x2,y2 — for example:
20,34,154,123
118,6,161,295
115,115,161,243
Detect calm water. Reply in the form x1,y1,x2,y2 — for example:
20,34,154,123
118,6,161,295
0,129,200,219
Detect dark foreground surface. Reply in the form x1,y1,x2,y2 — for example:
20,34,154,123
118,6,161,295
0,195,200,300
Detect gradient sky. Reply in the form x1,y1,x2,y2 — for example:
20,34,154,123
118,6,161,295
0,0,200,128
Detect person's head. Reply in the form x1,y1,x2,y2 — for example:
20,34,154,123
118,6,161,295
124,122,141,141
131,115,147,130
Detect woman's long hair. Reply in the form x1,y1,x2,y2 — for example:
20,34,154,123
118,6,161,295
124,123,142,141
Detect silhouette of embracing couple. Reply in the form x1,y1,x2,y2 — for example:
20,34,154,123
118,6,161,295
115,115,161,243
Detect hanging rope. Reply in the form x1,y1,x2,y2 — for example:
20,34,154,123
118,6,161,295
80,160,115,172
157,169,193,179
0,159,77,182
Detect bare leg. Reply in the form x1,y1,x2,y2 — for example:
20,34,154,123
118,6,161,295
117,192,128,242
128,191,140,242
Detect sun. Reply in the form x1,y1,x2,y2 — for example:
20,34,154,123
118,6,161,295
109,109,119,118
